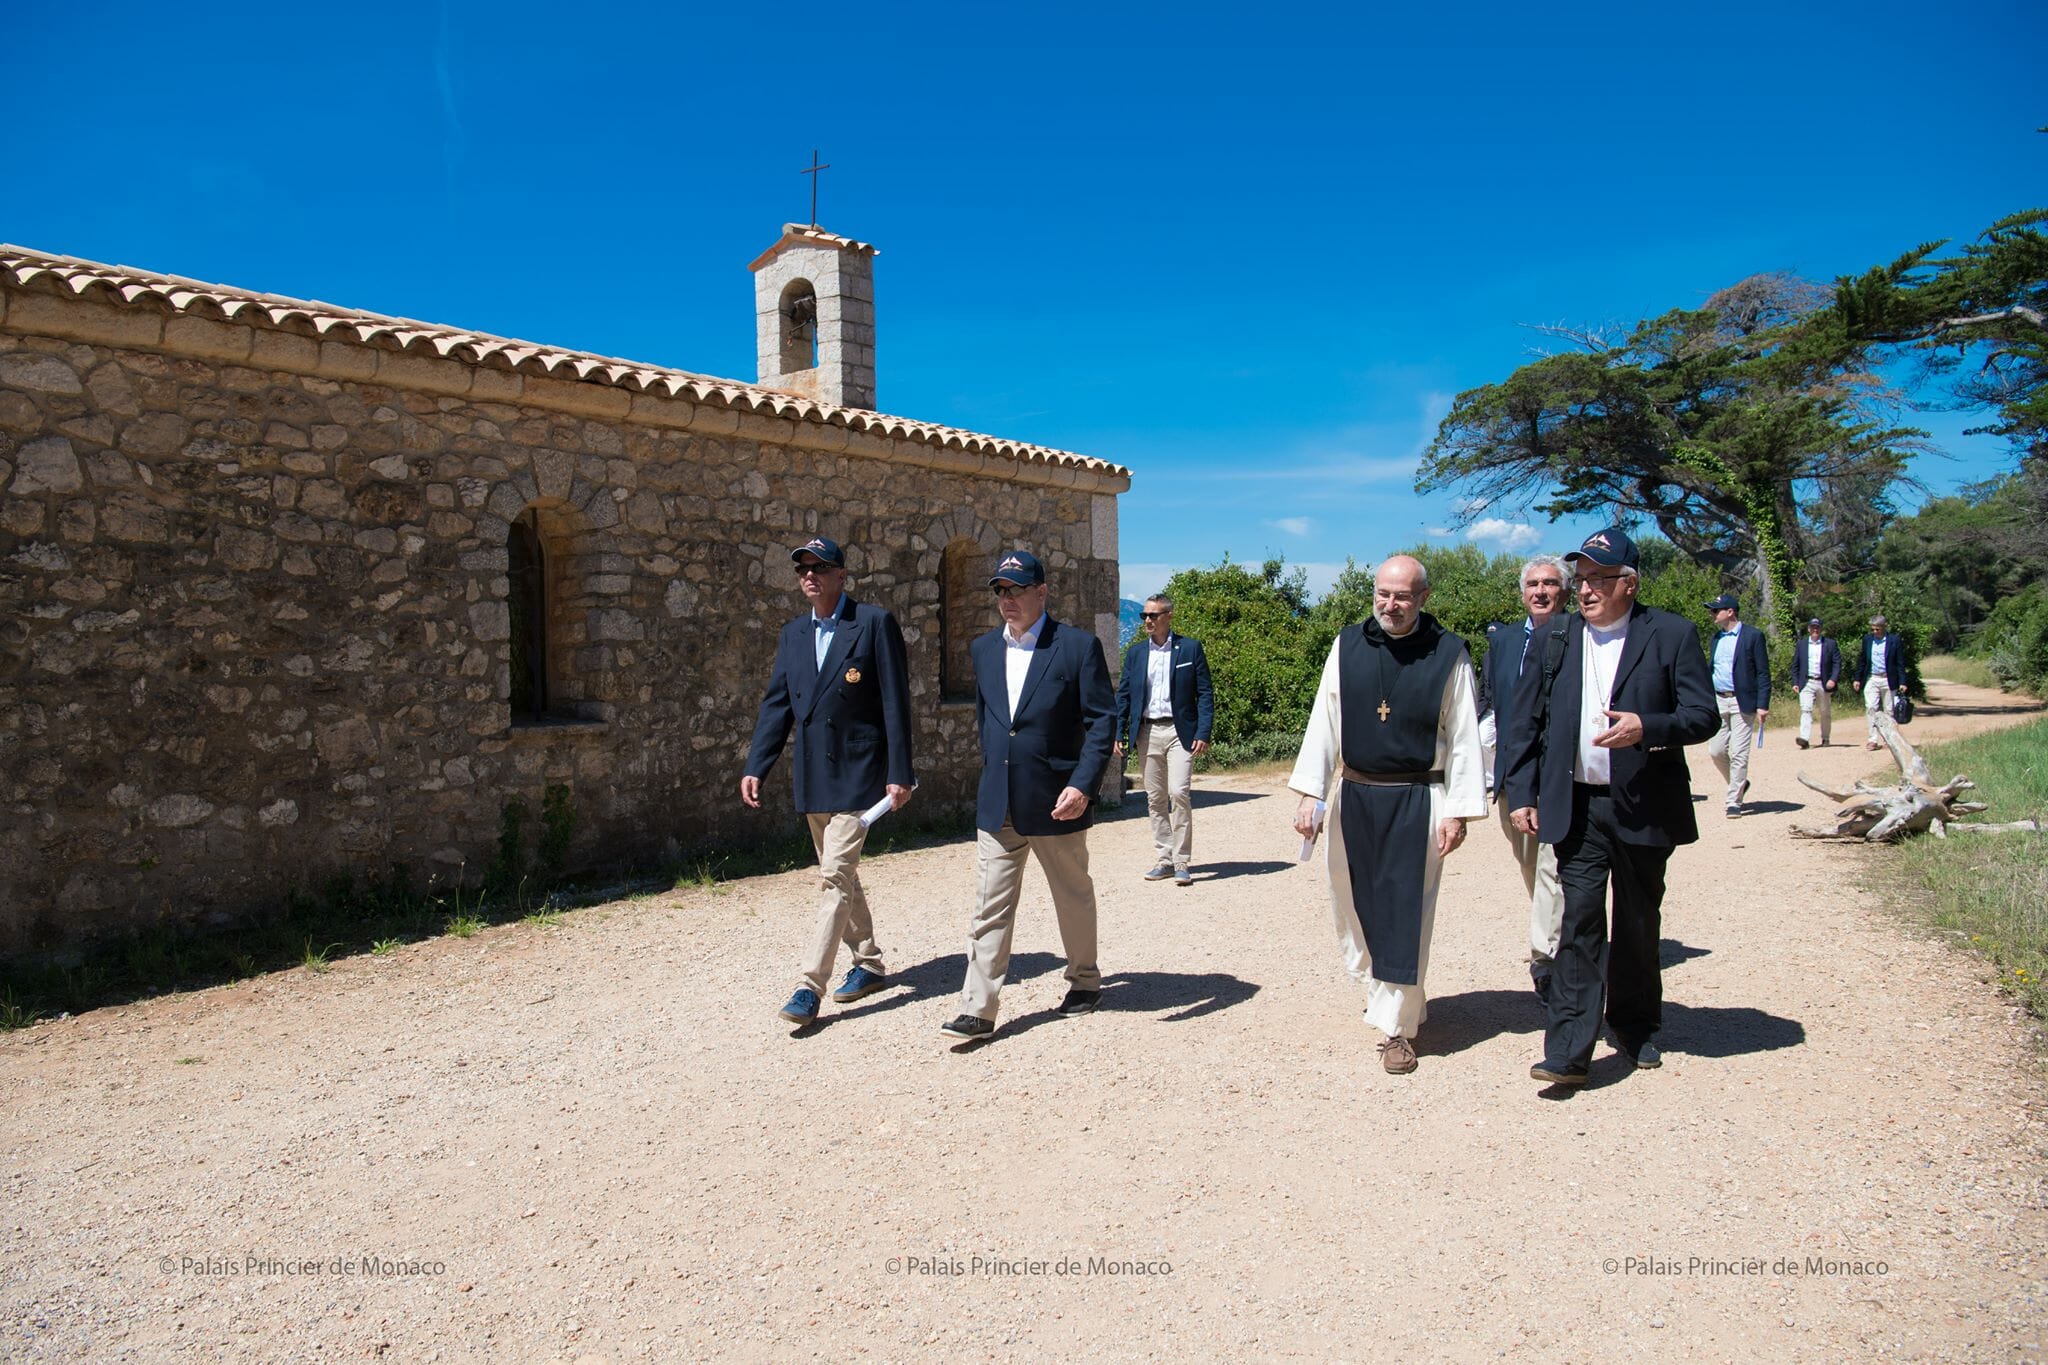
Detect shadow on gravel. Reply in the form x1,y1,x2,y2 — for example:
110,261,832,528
807,952,1066,1032
1738,799,1806,815
1191,860,1293,882
1191,790,1267,809
1100,969,1259,1022
1419,988,1544,1057
1660,939,1711,969
1658,1002,1805,1058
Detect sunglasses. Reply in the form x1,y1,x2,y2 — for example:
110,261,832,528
1139,611,1168,621
794,562,838,577
992,583,1036,599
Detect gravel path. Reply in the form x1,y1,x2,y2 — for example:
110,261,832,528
5,681,2045,1363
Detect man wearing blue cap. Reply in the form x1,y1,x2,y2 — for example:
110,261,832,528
1503,527,1717,1086
1704,593,1770,817
941,549,1117,1042
742,536,916,1027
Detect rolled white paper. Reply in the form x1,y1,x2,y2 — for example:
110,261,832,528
1298,800,1326,863
857,793,895,829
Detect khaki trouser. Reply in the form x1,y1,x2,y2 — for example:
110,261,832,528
1864,676,1895,741
1139,718,1193,872
796,811,884,994
1798,679,1833,746
1498,801,1564,965
1707,694,1757,808
959,821,1101,1021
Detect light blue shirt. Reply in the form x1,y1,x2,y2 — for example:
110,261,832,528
1712,630,1738,692
813,592,848,670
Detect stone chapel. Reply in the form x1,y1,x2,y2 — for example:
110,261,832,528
0,225,1128,953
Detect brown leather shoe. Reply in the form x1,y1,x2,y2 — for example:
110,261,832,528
1378,1035,1417,1074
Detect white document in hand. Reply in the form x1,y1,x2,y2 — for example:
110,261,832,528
1298,800,1326,863
857,794,895,829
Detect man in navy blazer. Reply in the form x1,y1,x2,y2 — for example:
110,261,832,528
1504,527,1718,1086
1854,613,1907,749
1704,593,1771,817
741,536,915,1027
1790,617,1841,749
941,550,1116,1042
1113,593,1214,886
1475,554,1569,995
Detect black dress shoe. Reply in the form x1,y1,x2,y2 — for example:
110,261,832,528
1530,1060,1588,1086
940,1014,994,1040
1625,1039,1663,1069
1056,988,1101,1017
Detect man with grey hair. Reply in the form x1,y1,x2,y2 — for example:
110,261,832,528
1476,553,1569,996
1289,554,1487,1074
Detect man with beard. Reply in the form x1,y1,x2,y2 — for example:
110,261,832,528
1288,555,1488,1074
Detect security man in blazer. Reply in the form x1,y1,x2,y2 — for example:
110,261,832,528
941,550,1117,1042
1704,593,1771,817
1854,613,1908,749
1113,593,1214,885
741,536,915,1027
1504,527,1718,1086
1789,617,1841,749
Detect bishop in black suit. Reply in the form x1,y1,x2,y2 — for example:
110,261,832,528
1504,528,1717,1086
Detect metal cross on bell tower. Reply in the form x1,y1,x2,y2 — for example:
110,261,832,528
800,149,830,227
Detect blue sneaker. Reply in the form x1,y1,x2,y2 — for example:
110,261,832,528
778,987,820,1024
831,966,888,1003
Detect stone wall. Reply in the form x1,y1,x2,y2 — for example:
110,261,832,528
0,302,1123,954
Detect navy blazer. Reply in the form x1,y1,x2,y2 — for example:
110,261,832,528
1790,635,1841,689
973,616,1116,837
1476,619,1541,790
1855,632,1907,690
1503,603,1719,849
1710,621,1772,714
1114,633,1215,750
743,597,915,814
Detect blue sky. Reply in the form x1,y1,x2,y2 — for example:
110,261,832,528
6,2,2042,602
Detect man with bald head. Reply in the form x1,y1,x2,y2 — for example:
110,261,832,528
1289,555,1488,1074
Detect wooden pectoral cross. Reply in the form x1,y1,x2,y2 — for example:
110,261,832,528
1377,699,1391,722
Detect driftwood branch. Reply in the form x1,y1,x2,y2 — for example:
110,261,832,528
1790,715,2043,842
1936,305,2047,332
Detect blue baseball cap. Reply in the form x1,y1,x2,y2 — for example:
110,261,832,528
1565,527,1639,570
1705,593,1739,613
789,536,845,568
988,549,1045,587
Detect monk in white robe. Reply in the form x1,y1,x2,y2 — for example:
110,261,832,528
1289,555,1488,1074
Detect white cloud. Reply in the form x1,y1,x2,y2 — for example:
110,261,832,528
1466,518,1543,553
1425,526,1456,538
1266,517,1313,537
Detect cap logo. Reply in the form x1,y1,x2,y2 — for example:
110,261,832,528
1586,532,1612,549
805,539,827,553
1000,556,1023,571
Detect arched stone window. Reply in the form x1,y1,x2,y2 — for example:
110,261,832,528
779,278,818,374
508,508,549,720
939,536,998,703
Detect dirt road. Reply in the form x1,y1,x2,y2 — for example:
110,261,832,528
5,681,2044,1362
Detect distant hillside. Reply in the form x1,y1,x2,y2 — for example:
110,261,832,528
1119,598,1144,640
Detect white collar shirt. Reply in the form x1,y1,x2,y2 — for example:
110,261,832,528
1144,637,1175,719
1004,612,1046,717
1575,618,1629,785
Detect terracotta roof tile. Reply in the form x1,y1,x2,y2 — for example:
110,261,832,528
0,243,1126,479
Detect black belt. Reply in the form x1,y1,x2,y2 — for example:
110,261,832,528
1342,765,1443,786
1715,690,1736,697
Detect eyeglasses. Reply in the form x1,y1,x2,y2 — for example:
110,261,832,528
992,583,1036,600
794,562,837,577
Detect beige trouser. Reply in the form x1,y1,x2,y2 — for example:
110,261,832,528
1707,694,1757,807
797,811,884,994
959,821,1101,1021
1864,676,1895,741
1139,718,1193,872
1497,801,1563,965
1798,680,1833,745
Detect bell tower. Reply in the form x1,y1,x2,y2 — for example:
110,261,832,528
749,224,877,410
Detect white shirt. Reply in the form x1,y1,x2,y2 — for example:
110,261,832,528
812,592,848,670
1807,639,1824,679
1004,612,1046,717
1144,638,1175,719
1575,619,1629,785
